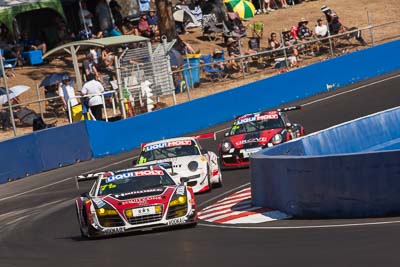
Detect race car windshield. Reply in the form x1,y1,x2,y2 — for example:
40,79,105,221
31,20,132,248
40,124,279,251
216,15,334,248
98,172,176,196
229,117,284,135
139,140,200,162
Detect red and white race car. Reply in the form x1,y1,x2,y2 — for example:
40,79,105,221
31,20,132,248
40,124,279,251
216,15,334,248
136,136,222,193
75,165,197,238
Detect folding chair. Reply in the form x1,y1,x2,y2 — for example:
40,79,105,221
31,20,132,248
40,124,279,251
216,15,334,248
202,14,223,41
200,54,224,81
251,22,264,39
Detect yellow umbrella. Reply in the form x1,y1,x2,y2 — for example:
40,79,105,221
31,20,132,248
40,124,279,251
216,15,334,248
225,0,256,19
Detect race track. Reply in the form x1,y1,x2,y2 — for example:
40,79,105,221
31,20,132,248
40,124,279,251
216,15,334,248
1,70,400,267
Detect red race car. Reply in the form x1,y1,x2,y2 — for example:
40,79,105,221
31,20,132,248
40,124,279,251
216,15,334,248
218,106,305,169
75,164,197,238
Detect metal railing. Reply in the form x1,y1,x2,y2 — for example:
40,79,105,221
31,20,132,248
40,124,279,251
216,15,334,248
0,20,399,138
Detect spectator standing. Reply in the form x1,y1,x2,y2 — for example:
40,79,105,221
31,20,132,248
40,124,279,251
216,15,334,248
96,0,113,33
58,76,78,118
82,52,99,81
109,0,123,30
80,74,105,121
321,5,342,34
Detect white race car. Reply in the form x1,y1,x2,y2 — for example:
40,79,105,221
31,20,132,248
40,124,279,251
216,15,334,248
136,136,222,193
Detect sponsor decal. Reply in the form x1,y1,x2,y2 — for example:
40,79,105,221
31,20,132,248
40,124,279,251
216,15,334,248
103,227,125,234
176,186,185,195
92,198,106,208
167,217,187,225
144,140,192,151
235,137,267,146
115,188,164,198
121,196,163,205
236,113,278,125
106,170,164,183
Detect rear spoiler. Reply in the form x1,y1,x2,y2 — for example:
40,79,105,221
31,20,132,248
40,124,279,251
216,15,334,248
76,172,106,182
277,106,301,112
141,133,216,148
192,132,216,140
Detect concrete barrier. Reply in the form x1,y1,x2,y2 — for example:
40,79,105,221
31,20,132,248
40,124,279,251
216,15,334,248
0,122,91,183
251,107,400,218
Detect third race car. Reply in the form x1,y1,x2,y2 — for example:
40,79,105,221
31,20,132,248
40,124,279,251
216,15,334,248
218,106,305,168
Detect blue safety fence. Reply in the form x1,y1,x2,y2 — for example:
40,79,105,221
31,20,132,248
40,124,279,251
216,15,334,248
251,107,400,218
88,40,400,158
0,122,91,183
1,40,400,183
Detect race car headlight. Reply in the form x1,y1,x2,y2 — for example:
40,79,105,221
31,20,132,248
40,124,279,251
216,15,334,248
188,161,198,172
96,208,118,217
169,196,187,207
221,142,232,153
272,134,283,145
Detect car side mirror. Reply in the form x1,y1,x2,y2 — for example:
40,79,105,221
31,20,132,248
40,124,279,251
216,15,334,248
81,192,89,198
200,149,208,155
286,122,292,129
224,132,229,137
180,177,189,184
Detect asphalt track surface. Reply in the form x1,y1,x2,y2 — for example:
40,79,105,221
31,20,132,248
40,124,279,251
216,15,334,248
1,70,400,267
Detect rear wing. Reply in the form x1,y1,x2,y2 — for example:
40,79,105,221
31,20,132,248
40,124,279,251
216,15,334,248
141,133,216,148
76,172,105,182
277,106,301,112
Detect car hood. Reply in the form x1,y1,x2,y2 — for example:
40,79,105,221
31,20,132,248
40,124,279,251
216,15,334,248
94,186,176,211
226,129,282,149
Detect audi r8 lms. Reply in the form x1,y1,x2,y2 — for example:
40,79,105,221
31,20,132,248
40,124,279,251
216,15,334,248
219,106,305,168
136,136,222,193
75,165,197,238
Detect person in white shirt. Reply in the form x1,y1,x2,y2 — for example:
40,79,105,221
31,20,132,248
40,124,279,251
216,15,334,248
314,17,328,38
80,74,105,120
58,77,78,118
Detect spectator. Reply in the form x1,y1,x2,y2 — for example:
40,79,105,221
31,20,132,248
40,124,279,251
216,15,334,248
138,15,153,38
18,31,47,54
297,18,313,40
280,0,289,8
82,51,99,81
96,0,113,33
139,0,151,14
80,73,105,121
0,109,12,131
262,0,275,13
282,28,299,57
58,76,78,117
314,17,328,38
269,32,282,50
121,18,139,35
109,0,123,30
321,5,342,35
174,36,197,55
79,1,94,31
146,9,160,39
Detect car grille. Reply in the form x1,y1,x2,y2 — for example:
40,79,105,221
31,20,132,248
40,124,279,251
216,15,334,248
127,213,163,225
98,215,125,227
167,205,188,219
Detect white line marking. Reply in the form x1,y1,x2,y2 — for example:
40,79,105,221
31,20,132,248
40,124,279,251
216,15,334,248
0,156,138,202
5,215,30,225
203,195,251,210
199,219,400,229
198,182,251,209
201,199,252,213
301,74,400,107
